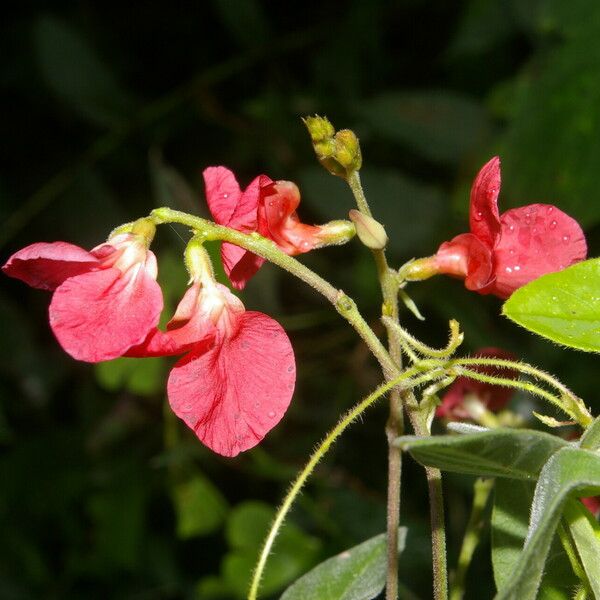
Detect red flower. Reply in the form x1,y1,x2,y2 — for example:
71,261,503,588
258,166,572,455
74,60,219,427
581,496,600,517
432,157,587,299
203,166,327,289
3,233,163,362
130,278,296,457
436,348,518,420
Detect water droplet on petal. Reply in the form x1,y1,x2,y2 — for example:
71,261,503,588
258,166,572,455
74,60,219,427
267,411,276,418
508,224,515,233
474,211,483,221
562,234,570,243
505,266,513,274
546,206,554,214
509,248,515,255
254,401,260,409
223,193,229,199
514,265,521,271
549,220,558,230
287,364,294,373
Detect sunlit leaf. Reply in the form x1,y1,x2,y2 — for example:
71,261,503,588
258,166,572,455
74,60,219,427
502,259,600,353
281,529,406,600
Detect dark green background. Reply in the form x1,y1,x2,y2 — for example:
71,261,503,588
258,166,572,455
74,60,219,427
1,1,599,598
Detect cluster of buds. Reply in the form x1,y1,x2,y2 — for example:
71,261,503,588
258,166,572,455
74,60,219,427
303,115,362,178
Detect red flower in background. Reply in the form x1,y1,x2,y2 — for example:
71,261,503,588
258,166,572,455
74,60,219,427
436,348,518,420
2,233,163,362
204,166,328,289
432,157,587,299
130,277,296,457
581,496,600,517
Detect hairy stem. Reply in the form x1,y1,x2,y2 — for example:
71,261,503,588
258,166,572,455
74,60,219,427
348,171,408,600
248,367,435,600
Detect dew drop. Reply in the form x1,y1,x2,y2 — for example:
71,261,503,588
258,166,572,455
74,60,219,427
505,266,513,274
546,206,554,214
508,224,515,233
549,220,558,230
509,248,515,255
562,234,570,243
301,240,310,249
254,401,260,409
474,211,483,221
182,403,193,412
532,227,538,234
514,265,521,271
267,410,276,418
287,364,294,372
552,296,558,301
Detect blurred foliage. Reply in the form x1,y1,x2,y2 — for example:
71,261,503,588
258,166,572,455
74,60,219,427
1,0,600,598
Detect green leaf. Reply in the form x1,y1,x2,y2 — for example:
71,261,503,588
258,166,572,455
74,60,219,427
281,529,407,600
172,473,229,539
563,499,600,598
298,166,446,257
399,428,569,479
502,259,600,353
495,446,600,599
579,416,600,450
33,15,134,126
223,502,321,598
492,479,534,590
360,90,491,164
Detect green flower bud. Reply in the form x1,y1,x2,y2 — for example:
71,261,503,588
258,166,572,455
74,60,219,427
348,209,387,250
303,115,335,143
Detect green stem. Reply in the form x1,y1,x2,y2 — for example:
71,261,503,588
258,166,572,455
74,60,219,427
449,478,493,600
151,207,398,377
348,171,408,600
248,367,438,600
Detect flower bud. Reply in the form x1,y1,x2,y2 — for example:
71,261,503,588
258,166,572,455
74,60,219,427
334,130,362,172
303,115,362,178
303,115,335,143
348,209,387,250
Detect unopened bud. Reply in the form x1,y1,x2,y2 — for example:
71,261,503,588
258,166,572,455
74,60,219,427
303,115,362,178
334,130,362,172
348,209,387,250
315,219,356,247
303,115,335,143
399,257,439,282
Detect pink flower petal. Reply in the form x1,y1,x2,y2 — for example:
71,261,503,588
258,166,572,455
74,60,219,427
167,312,295,457
262,181,321,254
490,203,587,299
469,156,502,249
203,166,243,226
2,242,100,291
49,266,163,362
221,242,265,290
